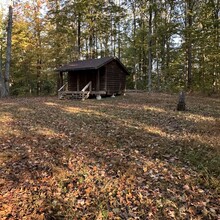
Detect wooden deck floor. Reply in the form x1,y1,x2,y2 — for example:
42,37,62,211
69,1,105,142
58,90,107,100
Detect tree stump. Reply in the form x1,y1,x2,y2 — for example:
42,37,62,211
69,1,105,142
177,91,186,111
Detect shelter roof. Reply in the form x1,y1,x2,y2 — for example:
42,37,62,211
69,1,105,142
56,57,128,74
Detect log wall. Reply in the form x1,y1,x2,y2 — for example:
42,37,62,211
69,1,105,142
67,61,126,95
106,60,126,95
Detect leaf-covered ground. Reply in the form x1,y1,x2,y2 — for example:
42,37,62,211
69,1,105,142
0,93,219,220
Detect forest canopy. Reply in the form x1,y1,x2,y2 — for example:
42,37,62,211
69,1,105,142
0,0,219,96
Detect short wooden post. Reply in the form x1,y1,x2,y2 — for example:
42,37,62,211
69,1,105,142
177,91,186,111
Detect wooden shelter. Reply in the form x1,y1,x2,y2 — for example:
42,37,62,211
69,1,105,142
56,57,128,100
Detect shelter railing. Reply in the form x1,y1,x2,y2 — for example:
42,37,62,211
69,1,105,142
58,81,92,100
58,82,68,99
81,81,92,100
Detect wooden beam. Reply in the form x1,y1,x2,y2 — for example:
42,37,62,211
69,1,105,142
104,67,107,91
96,69,100,91
77,72,79,91
60,72,64,86
57,72,63,90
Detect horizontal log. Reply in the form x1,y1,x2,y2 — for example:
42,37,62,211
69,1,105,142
61,90,107,95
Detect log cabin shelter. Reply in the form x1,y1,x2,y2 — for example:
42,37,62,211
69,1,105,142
56,56,129,100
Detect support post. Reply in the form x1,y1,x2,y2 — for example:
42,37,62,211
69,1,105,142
57,72,63,92
96,69,100,91
77,73,79,91
104,67,107,91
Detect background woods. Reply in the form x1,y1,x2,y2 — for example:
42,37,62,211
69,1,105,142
0,1,220,219
0,0,219,96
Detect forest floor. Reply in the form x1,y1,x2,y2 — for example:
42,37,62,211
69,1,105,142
0,93,219,220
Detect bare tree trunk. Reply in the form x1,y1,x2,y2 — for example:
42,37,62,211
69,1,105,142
36,29,42,96
77,13,81,59
4,5,13,97
186,0,193,90
148,1,153,92
0,38,5,97
132,1,137,90
37,59,41,96
211,0,219,92
0,76,5,98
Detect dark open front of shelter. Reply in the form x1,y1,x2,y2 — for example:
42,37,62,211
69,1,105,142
56,57,128,100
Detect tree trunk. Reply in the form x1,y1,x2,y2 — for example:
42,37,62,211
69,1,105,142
186,0,193,90
0,38,5,97
148,1,153,92
132,1,137,90
77,13,81,59
4,5,13,97
37,59,41,96
211,0,219,92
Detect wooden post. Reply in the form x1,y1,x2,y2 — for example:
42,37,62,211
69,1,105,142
96,69,100,91
104,67,107,91
177,91,186,111
60,72,64,86
77,73,79,91
57,72,63,91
